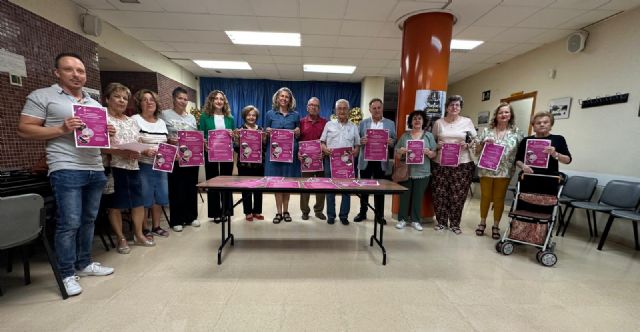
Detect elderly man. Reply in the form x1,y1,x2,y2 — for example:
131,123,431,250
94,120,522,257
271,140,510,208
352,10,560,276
355,98,396,224
299,97,328,220
17,53,114,297
320,99,360,225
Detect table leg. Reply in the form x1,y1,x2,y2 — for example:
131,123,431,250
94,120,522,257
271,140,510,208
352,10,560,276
217,193,236,265
369,215,387,265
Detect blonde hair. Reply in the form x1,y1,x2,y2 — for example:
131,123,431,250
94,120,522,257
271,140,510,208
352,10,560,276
272,87,296,111
489,102,515,129
203,90,231,117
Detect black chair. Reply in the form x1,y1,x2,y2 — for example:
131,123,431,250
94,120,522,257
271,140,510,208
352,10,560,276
597,209,640,251
568,180,640,238
556,175,598,236
0,194,68,299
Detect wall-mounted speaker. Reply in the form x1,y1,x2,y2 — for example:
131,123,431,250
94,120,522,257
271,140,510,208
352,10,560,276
82,14,102,37
567,31,588,54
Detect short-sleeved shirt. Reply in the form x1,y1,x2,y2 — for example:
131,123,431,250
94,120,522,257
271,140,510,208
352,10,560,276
320,119,360,149
265,109,300,131
108,114,141,170
159,109,197,137
132,114,168,165
299,115,327,142
433,116,477,164
21,84,104,174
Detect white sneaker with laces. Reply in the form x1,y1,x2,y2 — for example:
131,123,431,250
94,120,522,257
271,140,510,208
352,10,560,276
172,225,183,232
190,220,201,227
63,276,82,296
411,222,424,231
77,262,114,277
395,220,407,229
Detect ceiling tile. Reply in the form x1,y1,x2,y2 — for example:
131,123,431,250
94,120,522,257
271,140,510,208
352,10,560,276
445,0,500,26
272,56,302,64
364,49,397,59
344,0,397,20
472,41,519,54
503,42,543,55
339,21,384,36
336,36,375,49
529,29,574,44
557,9,621,29
235,45,272,55
303,47,334,57
249,0,299,17
389,1,449,23
256,17,301,32
517,8,588,28
302,35,339,47
168,42,238,53
300,0,348,19
473,5,542,27
490,27,547,42
600,0,640,11
141,41,176,52
302,56,334,63
454,26,506,40
370,37,402,51
501,0,554,6
377,22,403,38
241,55,274,63
549,0,611,10
358,59,391,67
268,47,302,56
300,19,342,35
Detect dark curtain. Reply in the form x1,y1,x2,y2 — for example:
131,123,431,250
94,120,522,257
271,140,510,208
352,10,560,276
199,78,361,127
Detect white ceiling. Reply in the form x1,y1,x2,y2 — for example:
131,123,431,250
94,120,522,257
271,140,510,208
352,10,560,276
74,0,640,84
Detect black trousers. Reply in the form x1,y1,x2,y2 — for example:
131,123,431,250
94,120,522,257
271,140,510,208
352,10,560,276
358,161,386,219
167,162,199,227
237,166,264,215
204,159,234,218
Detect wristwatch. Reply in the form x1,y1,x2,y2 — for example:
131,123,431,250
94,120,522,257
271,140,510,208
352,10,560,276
553,152,560,160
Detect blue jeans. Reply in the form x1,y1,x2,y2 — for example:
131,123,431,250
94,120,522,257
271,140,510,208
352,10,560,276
50,170,107,278
324,159,350,220
139,163,169,207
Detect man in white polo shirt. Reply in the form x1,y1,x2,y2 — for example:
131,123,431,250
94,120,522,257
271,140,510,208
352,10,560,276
17,53,114,297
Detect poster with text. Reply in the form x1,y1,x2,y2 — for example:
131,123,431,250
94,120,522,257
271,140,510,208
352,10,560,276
177,130,204,167
207,129,233,162
270,129,294,163
72,104,110,148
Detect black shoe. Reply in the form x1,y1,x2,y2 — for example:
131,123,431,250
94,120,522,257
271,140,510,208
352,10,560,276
327,218,335,225
353,213,366,222
340,218,350,225
315,212,327,220
301,213,309,220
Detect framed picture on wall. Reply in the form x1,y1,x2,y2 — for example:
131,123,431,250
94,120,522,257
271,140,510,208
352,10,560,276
477,111,490,127
548,97,572,120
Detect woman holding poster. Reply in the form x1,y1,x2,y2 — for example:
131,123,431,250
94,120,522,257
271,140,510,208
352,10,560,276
516,111,572,176
394,111,436,231
474,103,523,239
235,105,266,221
199,90,235,223
432,95,477,235
265,87,301,224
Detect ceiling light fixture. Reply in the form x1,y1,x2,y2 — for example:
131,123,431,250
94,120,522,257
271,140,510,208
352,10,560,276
225,31,300,46
303,64,356,74
451,39,484,50
193,60,252,70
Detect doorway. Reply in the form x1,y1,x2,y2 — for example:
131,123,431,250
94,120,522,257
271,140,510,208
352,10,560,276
501,91,537,135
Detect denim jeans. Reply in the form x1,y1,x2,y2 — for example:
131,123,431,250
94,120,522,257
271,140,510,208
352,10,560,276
50,169,107,278
324,159,350,220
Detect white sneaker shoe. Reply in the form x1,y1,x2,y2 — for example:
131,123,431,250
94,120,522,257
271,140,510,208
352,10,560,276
395,220,407,229
63,276,82,296
172,225,183,232
77,262,114,277
190,220,201,227
411,222,424,231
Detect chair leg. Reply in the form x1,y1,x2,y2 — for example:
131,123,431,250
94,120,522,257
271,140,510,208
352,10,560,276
40,234,68,299
21,246,31,285
633,220,639,251
592,210,599,237
586,210,594,237
561,207,575,237
597,215,616,250
6,249,13,273
556,204,566,236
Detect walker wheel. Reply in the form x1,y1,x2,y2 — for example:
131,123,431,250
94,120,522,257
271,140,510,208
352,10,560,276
536,250,544,263
540,252,557,267
495,241,503,253
501,242,514,255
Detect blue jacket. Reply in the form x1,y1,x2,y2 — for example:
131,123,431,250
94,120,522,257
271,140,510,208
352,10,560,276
357,117,397,172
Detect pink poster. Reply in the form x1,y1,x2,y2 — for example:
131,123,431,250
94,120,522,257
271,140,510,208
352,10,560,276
266,180,300,189
152,143,178,173
478,143,506,172
524,139,551,168
239,129,263,163
357,179,379,186
364,129,389,161
305,177,332,183
270,129,294,163
177,130,204,167
440,143,461,167
207,129,233,162
72,104,110,148
330,147,355,179
334,179,360,187
406,139,425,165
303,181,337,190
299,140,323,172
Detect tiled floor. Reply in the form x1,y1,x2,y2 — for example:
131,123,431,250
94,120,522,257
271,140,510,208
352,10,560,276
1,193,640,331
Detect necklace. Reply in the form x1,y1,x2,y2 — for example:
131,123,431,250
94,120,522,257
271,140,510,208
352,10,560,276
495,127,508,141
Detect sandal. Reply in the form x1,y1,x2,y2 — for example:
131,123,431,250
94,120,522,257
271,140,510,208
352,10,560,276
492,226,501,239
143,228,153,238
283,212,292,222
117,238,131,254
451,227,462,235
152,227,169,238
475,223,486,236
273,213,283,224
434,224,447,231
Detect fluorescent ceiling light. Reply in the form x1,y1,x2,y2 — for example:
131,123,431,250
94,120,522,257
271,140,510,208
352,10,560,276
225,31,300,46
193,60,252,70
451,39,484,50
303,64,356,74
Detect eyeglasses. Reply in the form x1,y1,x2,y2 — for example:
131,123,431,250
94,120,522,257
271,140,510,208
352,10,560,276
307,104,319,108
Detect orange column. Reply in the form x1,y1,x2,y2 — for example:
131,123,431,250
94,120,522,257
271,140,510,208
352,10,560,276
392,12,454,219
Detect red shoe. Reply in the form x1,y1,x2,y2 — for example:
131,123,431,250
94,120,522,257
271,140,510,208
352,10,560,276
246,214,254,221
254,214,264,220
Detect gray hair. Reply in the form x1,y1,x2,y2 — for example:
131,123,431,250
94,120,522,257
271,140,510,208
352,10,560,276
334,99,350,109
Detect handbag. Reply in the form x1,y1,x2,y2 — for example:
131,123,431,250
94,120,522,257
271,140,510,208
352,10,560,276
391,154,410,182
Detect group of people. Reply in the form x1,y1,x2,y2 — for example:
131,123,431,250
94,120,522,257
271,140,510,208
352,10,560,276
15,52,572,297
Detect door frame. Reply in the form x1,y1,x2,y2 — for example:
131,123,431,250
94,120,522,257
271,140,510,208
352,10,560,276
501,91,537,135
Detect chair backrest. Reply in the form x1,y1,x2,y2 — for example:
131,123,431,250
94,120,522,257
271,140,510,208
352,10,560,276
561,175,598,201
0,194,44,250
518,173,562,196
600,180,640,209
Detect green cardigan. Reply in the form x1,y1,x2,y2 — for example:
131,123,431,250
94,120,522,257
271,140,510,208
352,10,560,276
199,113,235,139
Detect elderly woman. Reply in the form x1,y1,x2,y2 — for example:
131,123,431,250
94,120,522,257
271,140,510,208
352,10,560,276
264,87,301,224
394,111,437,231
102,83,156,253
199,90,235,223
475,102,524,239
431,95,477,235
235,105,266,221
516,111,572,175
131,89,170,238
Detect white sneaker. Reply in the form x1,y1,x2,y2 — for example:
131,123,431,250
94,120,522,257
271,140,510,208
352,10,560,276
190,220,201,227
63,276,82,296
395,220,407,229
411,222,424,231
172,225,183,232
77,262,114,277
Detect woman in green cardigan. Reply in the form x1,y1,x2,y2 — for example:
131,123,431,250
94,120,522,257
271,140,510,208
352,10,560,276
199,90,235,222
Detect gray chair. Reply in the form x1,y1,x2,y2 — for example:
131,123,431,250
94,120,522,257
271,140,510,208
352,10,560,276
0,194,68,299
568,180,640,238
597,209,640,251
556,175,598,236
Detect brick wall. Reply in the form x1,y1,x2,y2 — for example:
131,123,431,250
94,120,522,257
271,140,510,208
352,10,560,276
157,73,197,110
0,0,100,171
